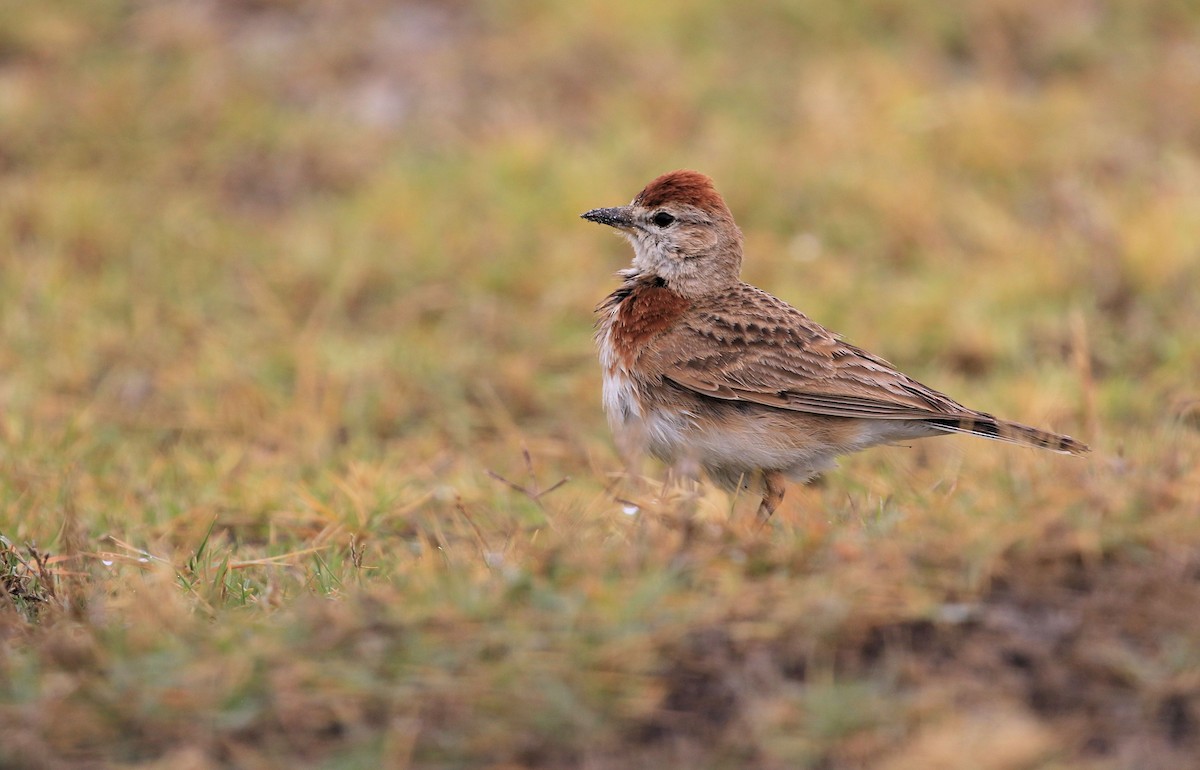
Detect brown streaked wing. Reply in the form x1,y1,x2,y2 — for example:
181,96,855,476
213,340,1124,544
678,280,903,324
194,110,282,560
645,282,981,421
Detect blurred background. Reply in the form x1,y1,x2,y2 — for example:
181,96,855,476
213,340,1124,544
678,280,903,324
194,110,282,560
2,1,1200,767
3,0,1197,483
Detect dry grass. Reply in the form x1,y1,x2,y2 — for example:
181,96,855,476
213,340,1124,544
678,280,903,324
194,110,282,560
2,0,1200,767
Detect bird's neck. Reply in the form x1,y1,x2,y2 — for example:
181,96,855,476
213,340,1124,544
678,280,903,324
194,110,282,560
624,269,738,301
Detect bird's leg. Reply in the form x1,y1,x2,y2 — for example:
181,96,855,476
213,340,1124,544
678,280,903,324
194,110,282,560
756,470,785,522
669,456,703,524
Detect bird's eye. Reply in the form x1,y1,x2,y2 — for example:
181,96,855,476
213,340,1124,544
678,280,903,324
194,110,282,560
651,211,676,227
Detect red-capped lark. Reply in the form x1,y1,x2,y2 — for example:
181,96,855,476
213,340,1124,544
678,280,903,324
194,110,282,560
584,170,1089,520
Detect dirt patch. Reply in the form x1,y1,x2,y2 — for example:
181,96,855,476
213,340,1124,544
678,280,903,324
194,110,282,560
633,542,1200,768
905,544,1200,768
637,627,741,742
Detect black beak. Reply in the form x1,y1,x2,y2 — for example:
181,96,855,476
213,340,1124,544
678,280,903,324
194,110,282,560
581,206,634,229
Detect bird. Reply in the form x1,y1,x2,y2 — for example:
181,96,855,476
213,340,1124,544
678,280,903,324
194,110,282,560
583,169,1089,520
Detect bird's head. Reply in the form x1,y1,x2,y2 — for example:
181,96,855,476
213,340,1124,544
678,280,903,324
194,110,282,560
582,170,743,298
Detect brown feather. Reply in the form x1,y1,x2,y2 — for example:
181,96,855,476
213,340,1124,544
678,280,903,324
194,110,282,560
634,170,730,215
602,277,693,370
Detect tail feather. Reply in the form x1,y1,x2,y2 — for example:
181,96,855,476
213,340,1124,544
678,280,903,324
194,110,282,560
926,414,1090,456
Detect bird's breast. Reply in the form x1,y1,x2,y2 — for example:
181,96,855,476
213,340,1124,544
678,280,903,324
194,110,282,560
599,280,692,371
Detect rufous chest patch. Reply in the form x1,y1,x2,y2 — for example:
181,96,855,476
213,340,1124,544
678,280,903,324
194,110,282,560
609,282,691,367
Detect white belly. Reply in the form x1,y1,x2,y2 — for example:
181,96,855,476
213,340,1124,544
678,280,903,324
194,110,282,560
602,369,641,426
602,369,693,459
603,377,846,487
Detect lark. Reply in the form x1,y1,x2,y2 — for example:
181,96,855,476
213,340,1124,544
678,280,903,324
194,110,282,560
584,170,1089,519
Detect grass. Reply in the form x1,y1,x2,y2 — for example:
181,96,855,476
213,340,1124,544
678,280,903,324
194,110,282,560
2,0,1200,767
